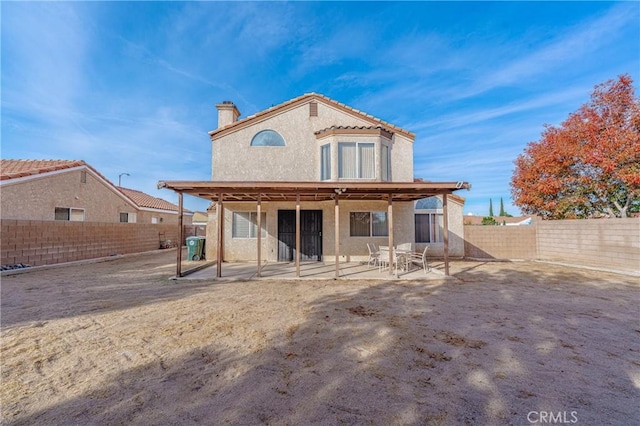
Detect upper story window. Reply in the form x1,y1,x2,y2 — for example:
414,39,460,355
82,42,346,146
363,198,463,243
381,144,390,181
320,144,331,180
250,130,286,146
338,142,375,179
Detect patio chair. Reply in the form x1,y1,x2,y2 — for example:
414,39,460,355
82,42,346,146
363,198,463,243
378,246,400,274
366,243,379,268
397,242,412,251
394,243,412,271
410,246,429,274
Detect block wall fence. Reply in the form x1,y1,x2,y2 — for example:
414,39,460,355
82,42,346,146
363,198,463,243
464,218,639,275
1,220,205,267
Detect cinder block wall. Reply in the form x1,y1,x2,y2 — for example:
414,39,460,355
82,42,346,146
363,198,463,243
464,218,639,274
1,220,182,267
537,218,639,274
464,226,537,260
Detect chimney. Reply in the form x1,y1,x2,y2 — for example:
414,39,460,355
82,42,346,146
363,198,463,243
216,101,241,128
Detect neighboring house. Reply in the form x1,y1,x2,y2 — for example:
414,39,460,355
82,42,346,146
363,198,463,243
191,211,208,226
159,93,469,271
117,187,193,225
1,160,192,225
463,215,535,226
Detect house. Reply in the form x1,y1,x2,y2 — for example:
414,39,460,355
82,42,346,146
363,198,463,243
191,211,208,226
1,160,192,224
117,186,193,224
158,93,469,277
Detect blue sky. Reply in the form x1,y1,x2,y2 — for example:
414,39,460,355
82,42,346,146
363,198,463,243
2,1,638,216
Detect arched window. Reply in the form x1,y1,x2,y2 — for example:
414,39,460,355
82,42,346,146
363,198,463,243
250,130,286,146
415,196,443,210
415,197,443,243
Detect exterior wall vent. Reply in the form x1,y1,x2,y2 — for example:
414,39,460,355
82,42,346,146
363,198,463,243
309,101,318,117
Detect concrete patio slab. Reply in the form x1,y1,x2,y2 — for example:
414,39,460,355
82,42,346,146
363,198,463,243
179,260,449,281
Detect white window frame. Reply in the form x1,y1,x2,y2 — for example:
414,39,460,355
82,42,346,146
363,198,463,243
120,212,137,223
54,207,85,222
232,212,267,239
414,211,443,243
381,143,390,181
320,143,331,180
349,211,388,237
338,142,376,179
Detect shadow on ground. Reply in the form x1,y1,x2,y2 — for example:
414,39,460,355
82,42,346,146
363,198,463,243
4,258,639,425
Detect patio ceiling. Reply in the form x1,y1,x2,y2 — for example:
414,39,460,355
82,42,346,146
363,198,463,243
157,180,471,202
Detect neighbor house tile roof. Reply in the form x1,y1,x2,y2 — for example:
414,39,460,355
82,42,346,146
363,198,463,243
2,159,188,214
209,93,415,140
1,159,87,180
118,187,189,213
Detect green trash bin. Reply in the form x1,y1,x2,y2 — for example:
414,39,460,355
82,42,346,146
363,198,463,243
186,236,205,261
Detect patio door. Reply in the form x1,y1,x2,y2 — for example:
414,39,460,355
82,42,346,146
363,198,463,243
278,210,322,261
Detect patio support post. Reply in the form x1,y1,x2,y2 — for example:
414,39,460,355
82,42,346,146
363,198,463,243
443,193,450,276
334,194,340,279
176,192,183,277
387,194,394,277
216,191,224,278
295,192,301,277
256,194,262,277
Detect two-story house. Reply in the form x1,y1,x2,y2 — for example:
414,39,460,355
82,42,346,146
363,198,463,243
159,93,469,277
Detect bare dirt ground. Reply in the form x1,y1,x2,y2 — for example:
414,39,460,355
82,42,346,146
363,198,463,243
1,251,639,425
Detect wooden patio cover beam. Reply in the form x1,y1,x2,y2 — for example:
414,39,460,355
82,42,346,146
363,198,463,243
158,180,470,202
162,180,471,278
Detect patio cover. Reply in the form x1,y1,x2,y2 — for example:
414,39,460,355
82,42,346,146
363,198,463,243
157,180,470,278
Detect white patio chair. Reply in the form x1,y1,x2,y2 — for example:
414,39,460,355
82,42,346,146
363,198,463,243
395,243,412,271
397,242,412,251
378,246,401,274
366,243,379,268
410,246,429,274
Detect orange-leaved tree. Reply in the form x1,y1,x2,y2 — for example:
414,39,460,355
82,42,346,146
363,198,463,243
511,74,640,219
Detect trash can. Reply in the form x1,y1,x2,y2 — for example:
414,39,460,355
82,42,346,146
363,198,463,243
186,236,205,261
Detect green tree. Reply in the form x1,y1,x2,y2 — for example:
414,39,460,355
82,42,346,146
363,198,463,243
499,198,505,216
489,199,494,217
482,216,498,225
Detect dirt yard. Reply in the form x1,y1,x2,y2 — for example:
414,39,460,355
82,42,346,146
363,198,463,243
1,251,638,425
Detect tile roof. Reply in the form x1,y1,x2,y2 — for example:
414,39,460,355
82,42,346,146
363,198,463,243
314,125,395,139
2,159,189,214
1,159,87,180
118,187,188,212
209,93,415,140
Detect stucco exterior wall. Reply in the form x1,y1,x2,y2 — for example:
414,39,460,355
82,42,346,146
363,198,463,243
1,168,189,225
204,200,453,262
212,101,414,182
136,209,192,225
1,169,138,222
